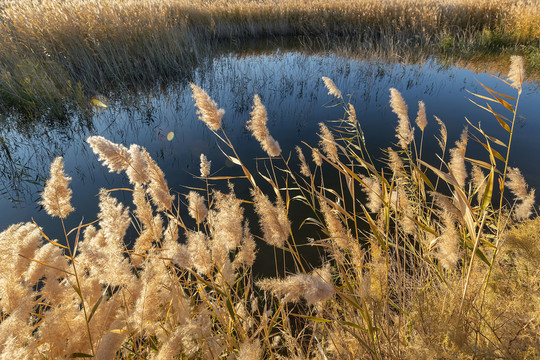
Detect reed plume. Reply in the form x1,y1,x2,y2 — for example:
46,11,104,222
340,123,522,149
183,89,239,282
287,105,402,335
39,157,74,219
319,122,339,163
322,76,342,98
507,55,525,90
87,136,131,173
449,127,468,188
190,83,224,131
360,175,383,213
435,116,448,152
126,144,150,185
415,101,427,131
437,211,460,270
247,94,281,157
506,167,536,220
144,151,174,212
257,265,334,306
296,146,311,177
200,153,211,178
347,103,357,124
312,147,323,166
390,88,413,148
250,189,290,248
187,191,208,224
319,197,350,250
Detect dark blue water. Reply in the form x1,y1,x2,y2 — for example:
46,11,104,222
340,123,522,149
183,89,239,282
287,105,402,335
1,51,538,272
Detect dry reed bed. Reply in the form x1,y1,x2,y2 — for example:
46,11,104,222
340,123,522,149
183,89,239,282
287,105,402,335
0,56,538,359
0,0,539,115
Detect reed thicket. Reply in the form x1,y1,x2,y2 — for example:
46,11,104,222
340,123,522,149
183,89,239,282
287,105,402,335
1,0,539,116
0,56,538,359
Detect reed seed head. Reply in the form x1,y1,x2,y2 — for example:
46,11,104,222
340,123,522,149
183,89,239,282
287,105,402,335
312,147,323,166
435,116,448,152
247,94,281,157
40,157,74,219
389,88,413,148
190,83,224,131
296,146,311,177
322,76,342,98
507,55,525,90
87,136,131,173
449,127,468,188
257,265,334,306
187,191,208,224
126,144,150,185
200,153,211,178
251,189,290,248
415,101,427,132
507,167,536,220
144,151,174,212
319,122,339,163
347,103,357,124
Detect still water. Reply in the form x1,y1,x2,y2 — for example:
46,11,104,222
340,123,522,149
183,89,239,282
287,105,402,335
1,50,539,273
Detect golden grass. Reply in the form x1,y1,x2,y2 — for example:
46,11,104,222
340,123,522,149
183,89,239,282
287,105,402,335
0,0,539,116
0,56,538,359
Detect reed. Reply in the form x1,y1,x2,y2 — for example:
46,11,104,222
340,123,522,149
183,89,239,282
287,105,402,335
0,56,538,359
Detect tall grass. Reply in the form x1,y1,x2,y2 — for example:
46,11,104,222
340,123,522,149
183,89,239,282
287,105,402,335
1,55,538,359
1,0,539,116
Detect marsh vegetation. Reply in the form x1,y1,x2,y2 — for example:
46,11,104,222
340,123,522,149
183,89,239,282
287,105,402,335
0,1,539,359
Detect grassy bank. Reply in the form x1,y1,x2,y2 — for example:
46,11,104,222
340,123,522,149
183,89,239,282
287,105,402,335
0,0,539,117
0,57,538,359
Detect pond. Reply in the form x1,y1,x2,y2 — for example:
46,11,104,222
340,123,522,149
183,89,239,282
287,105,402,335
1,49,539,274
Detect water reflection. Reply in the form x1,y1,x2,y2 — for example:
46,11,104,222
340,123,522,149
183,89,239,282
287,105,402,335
1,49,539,273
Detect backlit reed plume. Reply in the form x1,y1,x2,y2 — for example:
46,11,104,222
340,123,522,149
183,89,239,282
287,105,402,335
251,189,289,248
449,127,468,188
347,103,357,124
40,156,74,219
247,94,281,157
312,147,323,166
1,222,43,311
506,167,536,220
144,151,174,211
87,135,130,173
209,188,244,251
360,175,383,213
507,55,525,90
388,149,405,178
190,83,224,131
437,211,460,270
319,197,349,250
322,76,342,98
187,191,208,224
389,88,414,148
97,189,131,245
126,144,150,185
186,231,212,275
200,153,211,178
415,101,427,131
296,146,311,177
434,116,448,152
257,265,334,306
319,122,339,163
233,224,257,269
430,191,462,220
132,184,160,255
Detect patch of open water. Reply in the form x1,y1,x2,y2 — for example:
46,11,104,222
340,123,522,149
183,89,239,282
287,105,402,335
1,50,538,273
